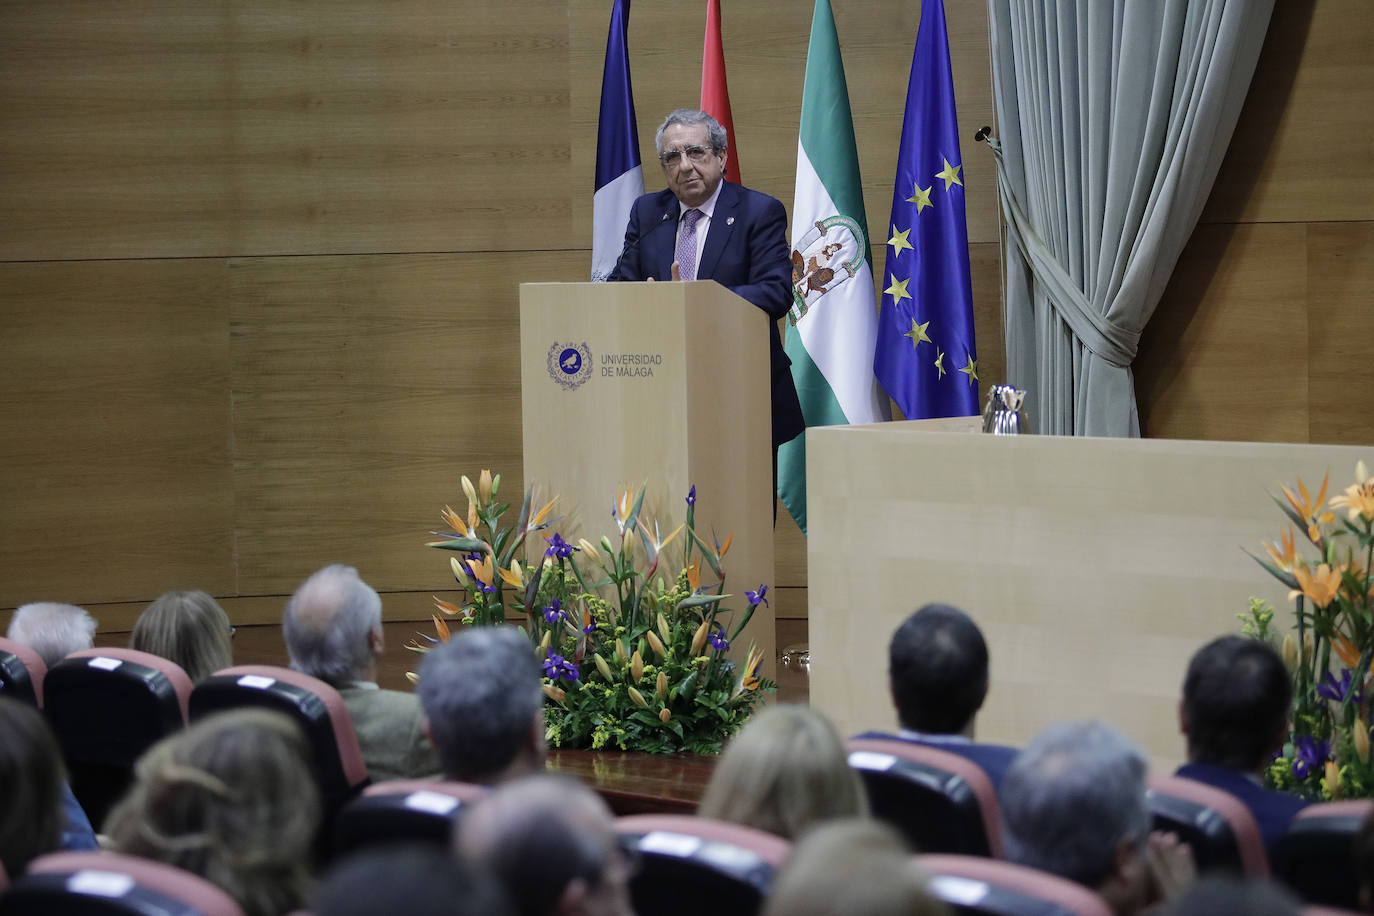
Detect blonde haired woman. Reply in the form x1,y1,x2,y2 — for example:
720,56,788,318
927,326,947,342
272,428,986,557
131,589,233,682
697,703,868,840
105,708,320,916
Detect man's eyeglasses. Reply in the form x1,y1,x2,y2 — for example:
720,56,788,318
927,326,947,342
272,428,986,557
659,145,714,167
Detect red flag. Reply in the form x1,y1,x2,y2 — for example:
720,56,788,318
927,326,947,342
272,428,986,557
700,0,741,184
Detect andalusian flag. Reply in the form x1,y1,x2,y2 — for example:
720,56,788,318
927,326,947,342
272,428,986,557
777,0,890,535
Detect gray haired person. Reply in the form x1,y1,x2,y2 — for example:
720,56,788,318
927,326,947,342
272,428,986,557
416,625,546,785
7,602,97,669
283,564,440,782
1001,720,1194,915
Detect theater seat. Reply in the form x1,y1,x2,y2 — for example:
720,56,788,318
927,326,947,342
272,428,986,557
1,851,244,916
188,665,369,817
1146,775,1269,877
617,814,790,916
1273,799,1374,909
43,648,193,830
332,779,488,859
0,636,47,707
919,854,1114,916
845,737,1003,857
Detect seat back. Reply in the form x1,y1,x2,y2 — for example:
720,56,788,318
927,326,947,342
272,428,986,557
2,851,244,916
43,648,192,830
846,737,1003,857
332,779,487,859
1273,799,1373,909
1147,775,1270,878
617,814,789,916
919,854,1114,916
188,665,368,811
0,636,47,707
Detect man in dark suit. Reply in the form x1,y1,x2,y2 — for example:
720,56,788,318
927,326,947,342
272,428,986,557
1175,634,1308,855
611,108,804,456
854,602,1018,790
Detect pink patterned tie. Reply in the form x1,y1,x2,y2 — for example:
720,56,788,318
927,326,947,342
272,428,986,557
675,208,702,281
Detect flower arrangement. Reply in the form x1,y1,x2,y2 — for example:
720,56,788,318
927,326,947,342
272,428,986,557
1245,461,1374,799
409,470,775,754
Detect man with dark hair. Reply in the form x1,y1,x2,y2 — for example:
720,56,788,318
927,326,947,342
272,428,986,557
455,773,637,916
1176,634,1307,854
855,603,1017,788
415,626,546,785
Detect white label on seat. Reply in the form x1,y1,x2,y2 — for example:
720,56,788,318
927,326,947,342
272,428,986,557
404,791,461,815
697,843,756,871
930,876,989,905
67,870,136,897
847,751,898,771
236,675,277,689
87,657,123,672
639,831,702,857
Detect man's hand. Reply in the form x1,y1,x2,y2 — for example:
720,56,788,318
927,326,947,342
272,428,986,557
1145,830,1195,904
670,261,682,281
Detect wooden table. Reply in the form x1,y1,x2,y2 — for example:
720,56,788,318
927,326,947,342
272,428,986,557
547,748,718,816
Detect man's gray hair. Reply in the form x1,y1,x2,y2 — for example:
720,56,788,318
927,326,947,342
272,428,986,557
7,602,97,668
282,564,382,686
416,626,543,781
655,108,728,155
1001,720,1151,887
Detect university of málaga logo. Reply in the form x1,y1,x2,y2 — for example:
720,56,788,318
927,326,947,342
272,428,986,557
788,215,867,325
547,342,592,390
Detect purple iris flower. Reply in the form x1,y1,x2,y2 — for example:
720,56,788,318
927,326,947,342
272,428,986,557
686,485,697,506
542,598,563,625
708,629,730,652
1293,735,1331,780
467,550,484,563
544,532,578,559
745,585,769,607
1318,668,1362,704
541,652,580,683
582,618,596,636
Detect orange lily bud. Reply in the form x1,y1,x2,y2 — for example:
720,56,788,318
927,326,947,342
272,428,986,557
479,469,493,503
657,613,672,644
659,708,672,724
1325,760,1343,798
646,631,666,660
627,687,648,708
614,640,629,664
630,650,644,682
691,620,709,655
594,654,613,682
542,684,566,702
461,475,478,507
656,670,668,701
578,538,601,563
1282,635,1298,672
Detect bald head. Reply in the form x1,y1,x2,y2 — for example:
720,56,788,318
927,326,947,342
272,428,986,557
283,564,382,686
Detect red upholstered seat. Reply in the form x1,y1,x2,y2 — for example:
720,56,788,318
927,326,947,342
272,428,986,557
7,850,245,916
0,635,47,707
1147,774,1269,878
918,854,1114,916
846,737,1003,857
617,814,790,916
333,779,489,859
44,647,193,830
1274,799,1374,909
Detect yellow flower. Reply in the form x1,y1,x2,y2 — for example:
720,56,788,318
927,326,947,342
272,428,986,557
1330,461,1374,523
1332,631,1361,669
1283,472,1336,544
466,554,495,590
1263,526,1298,573
499,560,525,590
528,494,559,531
733,645,764,697
1290,563,1342,607
686,560,701,594
543,684,567,702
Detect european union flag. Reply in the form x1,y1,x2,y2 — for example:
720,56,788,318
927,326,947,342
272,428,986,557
873,0,978,419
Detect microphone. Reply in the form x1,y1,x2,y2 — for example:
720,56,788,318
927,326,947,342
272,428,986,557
973,125,992,143
607,210,679,282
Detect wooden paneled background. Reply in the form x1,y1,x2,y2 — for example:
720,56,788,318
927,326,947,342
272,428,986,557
1,0,1370,634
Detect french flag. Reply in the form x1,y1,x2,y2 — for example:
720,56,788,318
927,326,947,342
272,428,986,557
591,0,644,281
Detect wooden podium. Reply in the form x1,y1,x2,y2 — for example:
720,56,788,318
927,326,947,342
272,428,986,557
519,281,775,673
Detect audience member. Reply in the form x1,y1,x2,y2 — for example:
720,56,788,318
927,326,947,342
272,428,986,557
131,589,234,683
105,708,320,916
1176,635,1307,854
6,601,96,668
0,697,67,876
1163,876,1301,916
314,844,514,916
456,773,636,916
415,625,545,785
697,703,867,840
760,819,948,916
854,603,1017,788
4,602,100,851
1001,720,1194,916
283,564,441,781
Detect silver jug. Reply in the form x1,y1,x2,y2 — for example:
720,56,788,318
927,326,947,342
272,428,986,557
982,385,1030,435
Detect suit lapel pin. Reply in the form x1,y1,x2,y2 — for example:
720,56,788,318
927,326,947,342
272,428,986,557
726,216,735,226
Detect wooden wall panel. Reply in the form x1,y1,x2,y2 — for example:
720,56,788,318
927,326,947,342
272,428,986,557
229,250,587,597
0,260,235,606
1308,223,1374,445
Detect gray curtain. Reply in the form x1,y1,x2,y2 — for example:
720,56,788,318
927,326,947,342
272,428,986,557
987,0,1274,436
